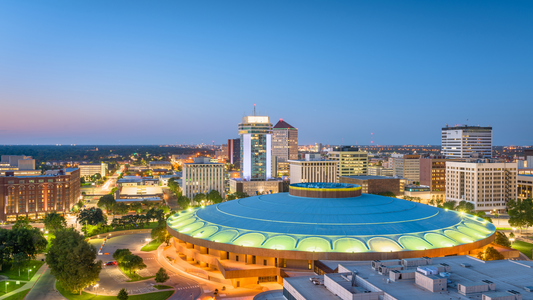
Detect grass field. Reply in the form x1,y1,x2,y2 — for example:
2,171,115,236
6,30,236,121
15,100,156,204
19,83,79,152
0,280,27,294
86,222,161,238
2,289,30,300
141,239,163,252
57,282,173,300
0,260,44,281
118,265,155,282
496,227,511,230
512,240,533,259
153,285,172,290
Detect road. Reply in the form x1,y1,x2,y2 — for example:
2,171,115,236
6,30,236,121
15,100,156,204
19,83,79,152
87,232,202,298
25,268,64,300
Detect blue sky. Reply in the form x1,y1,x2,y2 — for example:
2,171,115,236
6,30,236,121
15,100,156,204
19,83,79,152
0,1,531,145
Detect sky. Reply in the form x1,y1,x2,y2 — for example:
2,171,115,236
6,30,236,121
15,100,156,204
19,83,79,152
0,1,532,146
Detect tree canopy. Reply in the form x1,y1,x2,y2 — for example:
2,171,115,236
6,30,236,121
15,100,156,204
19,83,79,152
207,190,223,204
507,198,533,231
493,231,511,248
97,194,116,213
78,208,107,226
155,267,169,284
122,254,146,274
46,228,102,294
44,212,67,233
117,288,129,300
112,249,132,263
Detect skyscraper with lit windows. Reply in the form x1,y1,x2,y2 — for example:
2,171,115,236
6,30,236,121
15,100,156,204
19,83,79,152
239,115,273,181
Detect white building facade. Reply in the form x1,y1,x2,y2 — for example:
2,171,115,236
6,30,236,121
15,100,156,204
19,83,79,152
445,161,517,212
288,160,337,184
182,162,225,200
441,126,492,159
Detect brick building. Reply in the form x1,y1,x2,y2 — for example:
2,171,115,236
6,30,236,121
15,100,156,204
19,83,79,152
339,175,401,196
0,168,81,222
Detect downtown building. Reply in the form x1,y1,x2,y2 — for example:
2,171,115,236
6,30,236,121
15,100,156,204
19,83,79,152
419,155,459,202
182,157,224,201
227,138,241,169
239,115,273,181
441,125,492,158
327,146,368,180
392,154,420,183
445,160,517,212
288,154,337,184
0,168,81,222
272,119,298,177
79,162,108,180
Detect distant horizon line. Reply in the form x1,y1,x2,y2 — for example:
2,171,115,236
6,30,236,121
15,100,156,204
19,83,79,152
0,144,531,147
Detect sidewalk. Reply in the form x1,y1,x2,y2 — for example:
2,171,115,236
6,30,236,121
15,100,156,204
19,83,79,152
0,264,48,300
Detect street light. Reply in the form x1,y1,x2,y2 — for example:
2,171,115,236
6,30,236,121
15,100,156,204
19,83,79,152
95,284,99,296
5,281,8,294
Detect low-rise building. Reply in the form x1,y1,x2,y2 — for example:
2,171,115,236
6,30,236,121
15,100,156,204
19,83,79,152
79,162,108,180
288,157,337,184
283,256,527,300
339,175,401,196
148,161,173,170
517,175,533,200
229,178,285,196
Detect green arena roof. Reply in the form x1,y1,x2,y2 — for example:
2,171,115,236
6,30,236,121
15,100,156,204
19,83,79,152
167,192,495,253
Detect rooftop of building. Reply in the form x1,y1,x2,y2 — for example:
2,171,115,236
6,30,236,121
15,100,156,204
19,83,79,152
273,119,295,129
116,197,161,202
334,256,533,300
442,125,492,130
168,188,494,253
341,175,397,180
149,161,171,164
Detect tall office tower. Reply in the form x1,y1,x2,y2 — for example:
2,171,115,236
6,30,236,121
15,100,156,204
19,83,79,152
446,161,517,212
420,155,458,202
227,138,241,169
239,115,273,181
441,125,492,158
327,146,368,180
272,119,298,161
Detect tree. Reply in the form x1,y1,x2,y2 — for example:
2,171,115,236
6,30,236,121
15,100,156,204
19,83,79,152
117,288,129,300
44,212,67,233
477,246,504,261
113,249,132,263
508,198,533,232
442,201,457,211
155,267,169,284
226,191,249,200
46,228,102,295
5,227,47,259
12,216,32,230
122,254,146,274
78,208,107,226
11,252,29,277
97,194,116,213
177,195,190,209
151,224,169,243
493,231,511,248
91,173,102,182
456,201,475,214
114,203,130,215
193,193,206,205
376,191,396,198
207,190,223,204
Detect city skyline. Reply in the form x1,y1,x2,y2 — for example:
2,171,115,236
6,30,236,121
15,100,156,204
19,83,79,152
1,1,532,145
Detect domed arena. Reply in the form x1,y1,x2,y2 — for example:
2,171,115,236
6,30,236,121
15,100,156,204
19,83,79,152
166,183,495,287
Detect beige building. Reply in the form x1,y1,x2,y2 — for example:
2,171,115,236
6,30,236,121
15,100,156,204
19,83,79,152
272,119,298,177
229,179,284,196
148,161,173,170
445,161,517,212
517,174,533,200
183,160,224,200
288,159,337,184
327,146,368,180
393,154,420,182
79,162,108,180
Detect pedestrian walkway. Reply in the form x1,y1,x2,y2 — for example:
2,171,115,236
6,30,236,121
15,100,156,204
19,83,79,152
0,263,48,300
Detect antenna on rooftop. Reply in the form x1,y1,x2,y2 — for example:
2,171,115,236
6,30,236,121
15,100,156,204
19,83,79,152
254,104,256,116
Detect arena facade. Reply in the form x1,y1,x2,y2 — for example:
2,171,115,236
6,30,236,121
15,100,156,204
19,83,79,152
167,183,495,287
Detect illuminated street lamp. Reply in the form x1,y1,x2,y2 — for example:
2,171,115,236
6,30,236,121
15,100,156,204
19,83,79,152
94,284,99,296
5,281,8,293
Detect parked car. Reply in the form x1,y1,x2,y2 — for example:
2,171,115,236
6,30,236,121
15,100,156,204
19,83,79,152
104,261,117,266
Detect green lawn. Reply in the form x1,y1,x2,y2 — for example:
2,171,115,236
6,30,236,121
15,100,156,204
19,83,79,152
118,265,155,282
86,222,161,238
512,240,533,259
0,260,44,281
57,282,173,300
153,285,172,290
496,227,511,230
0,280,27,294
141,239,163,252
2,288,30,300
